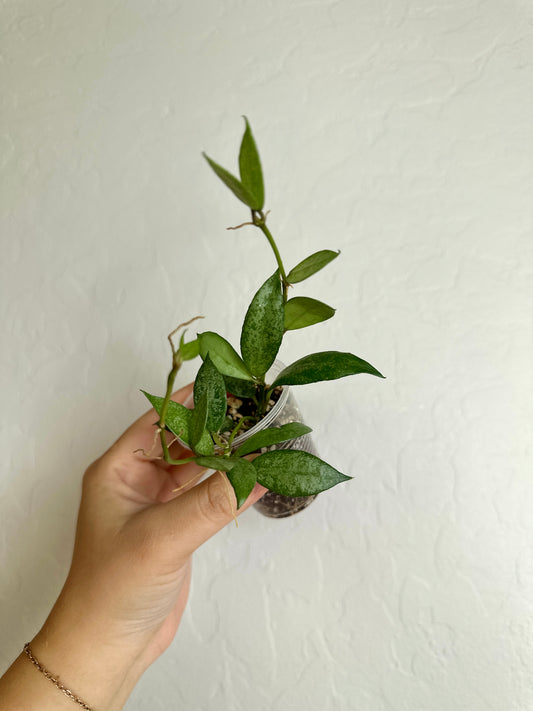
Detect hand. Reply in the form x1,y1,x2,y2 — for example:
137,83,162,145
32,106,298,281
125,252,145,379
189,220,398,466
0,384,266,710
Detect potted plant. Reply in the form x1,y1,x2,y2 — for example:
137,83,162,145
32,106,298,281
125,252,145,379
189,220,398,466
140,118,384,519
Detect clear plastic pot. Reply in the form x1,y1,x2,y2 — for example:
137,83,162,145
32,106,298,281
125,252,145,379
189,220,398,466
230,360,319,519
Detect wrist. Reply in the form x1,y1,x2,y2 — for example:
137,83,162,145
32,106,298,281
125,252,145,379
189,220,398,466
31,590,151,711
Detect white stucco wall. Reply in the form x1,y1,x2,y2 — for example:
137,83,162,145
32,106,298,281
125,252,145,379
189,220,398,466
1,1,532,709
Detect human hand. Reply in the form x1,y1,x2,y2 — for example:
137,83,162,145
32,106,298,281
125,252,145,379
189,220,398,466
0,383,266,710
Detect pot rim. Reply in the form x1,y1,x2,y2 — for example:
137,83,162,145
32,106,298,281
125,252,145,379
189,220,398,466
179,359,290,452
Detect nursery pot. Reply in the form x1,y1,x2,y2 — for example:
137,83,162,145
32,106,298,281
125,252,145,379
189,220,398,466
229,360,319,519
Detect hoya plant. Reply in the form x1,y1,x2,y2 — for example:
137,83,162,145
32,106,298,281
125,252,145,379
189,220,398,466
140,119,384,513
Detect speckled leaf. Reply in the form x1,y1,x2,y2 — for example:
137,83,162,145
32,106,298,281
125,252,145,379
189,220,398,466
272,351,385,387
194,456,240,471
203,153,257,209
238,117,264,210
284,297,335,331
142,391,189,437
287,249,340,284
198,331,254,381
226,458,258,509
190,392,208,453
194,456,257,509
234,422,312,457
240,271,284,379
141,391,214,455
194,354,227,432
253,449,352,496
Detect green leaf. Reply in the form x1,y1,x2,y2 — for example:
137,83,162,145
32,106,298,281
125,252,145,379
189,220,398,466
238,117,264,210
194,354,227,432
253,449,351,497
142,391,214,455
142,390,189,437
202,153,257,209
284,297,335,331
194,456,241,472
287,250,340,284
194,456,257,509
198,331,254,381
272,351,385,388
234,422,312,457
223,374,257,399
226,458,257,509
240,271,284,379
179,334,200,361
189,392,208,453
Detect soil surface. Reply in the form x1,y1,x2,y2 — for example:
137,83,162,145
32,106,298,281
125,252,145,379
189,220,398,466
222,386,283,436
253,490,318,518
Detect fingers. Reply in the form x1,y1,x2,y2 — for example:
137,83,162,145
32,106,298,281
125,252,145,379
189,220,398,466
158,473,267,558
156,461,208,503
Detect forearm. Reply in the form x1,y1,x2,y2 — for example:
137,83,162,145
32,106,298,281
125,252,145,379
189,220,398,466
0,593,148,711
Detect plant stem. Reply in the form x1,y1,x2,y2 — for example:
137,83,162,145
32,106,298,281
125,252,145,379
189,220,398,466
227,416,254,449
265,384,275,404
256,382,269,418
253,211,289,301
164,454,198,466
158,357,181,462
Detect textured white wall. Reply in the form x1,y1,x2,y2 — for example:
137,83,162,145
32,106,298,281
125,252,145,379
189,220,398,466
1,1,532,709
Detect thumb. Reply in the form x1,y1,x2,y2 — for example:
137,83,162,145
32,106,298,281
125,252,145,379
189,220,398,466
157,472,267,558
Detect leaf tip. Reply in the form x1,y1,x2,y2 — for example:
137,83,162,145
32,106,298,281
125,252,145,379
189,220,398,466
202,152,215,169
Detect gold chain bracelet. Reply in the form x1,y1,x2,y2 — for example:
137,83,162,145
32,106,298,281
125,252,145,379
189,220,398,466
23,643,94,711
